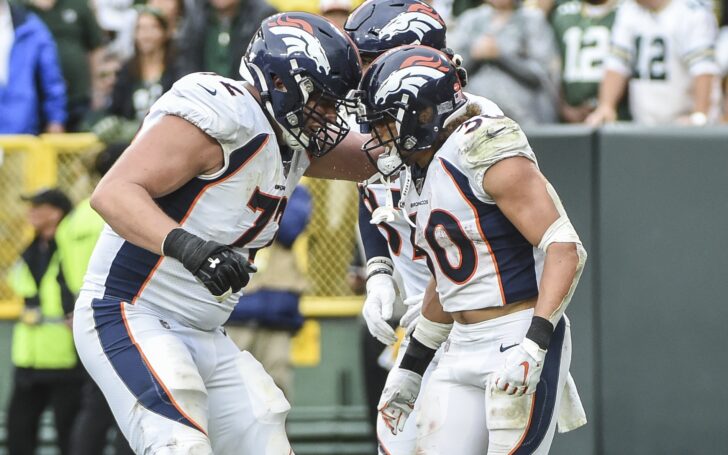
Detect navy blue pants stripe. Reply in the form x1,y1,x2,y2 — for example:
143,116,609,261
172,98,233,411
91,298,203,433
513,317,566,454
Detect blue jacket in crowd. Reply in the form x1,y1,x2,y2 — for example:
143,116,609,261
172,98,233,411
0,4,66,134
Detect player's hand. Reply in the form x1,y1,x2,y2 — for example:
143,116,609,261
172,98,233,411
399,294,423,337
362,273,398,345
163,228,255,301
584,105,616,126
493,338,546,396
378,368,422,435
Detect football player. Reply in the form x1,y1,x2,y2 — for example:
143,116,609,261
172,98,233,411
73,13,366,454
357,46,587,454
586,0,719,125
345,1,456,453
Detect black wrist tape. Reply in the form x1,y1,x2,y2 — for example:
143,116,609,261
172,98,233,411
525,316,554,350
399,335,436,376
163,228,209,272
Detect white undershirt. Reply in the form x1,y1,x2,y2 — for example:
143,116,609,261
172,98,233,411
0,0,14,86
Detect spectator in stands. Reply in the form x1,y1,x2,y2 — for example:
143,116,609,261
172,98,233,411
57,144,134,455
95,0,138,61
92,7,179,144
586,0,720,126
0,0,66,134
717,2,728,122
27,0,104,131
6,188,82,455
224,185,312,398
148,0,186,36
178,0,276,77
551,0,626,123
320,0,352,29
449,0,560,124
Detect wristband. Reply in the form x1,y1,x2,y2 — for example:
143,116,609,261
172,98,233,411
525,316,554,350
399,335,436,376
366,256,393,279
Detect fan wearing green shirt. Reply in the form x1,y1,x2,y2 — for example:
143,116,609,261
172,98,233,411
551,0,626,123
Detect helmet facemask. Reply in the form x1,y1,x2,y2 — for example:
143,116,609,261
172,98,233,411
358,93,440,177
263,69,354,157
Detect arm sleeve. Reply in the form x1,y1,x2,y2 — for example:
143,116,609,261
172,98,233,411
679,6,719,76
358,187,391,261
276,186,313,248
36,20,67,125
604,3,635,76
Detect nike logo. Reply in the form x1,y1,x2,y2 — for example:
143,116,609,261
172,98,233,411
499,343,518,352
520,361,530,385
197,83,217,96
487,126,506,138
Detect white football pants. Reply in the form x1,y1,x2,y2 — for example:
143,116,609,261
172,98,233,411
73,294,293,455
415,310,571,455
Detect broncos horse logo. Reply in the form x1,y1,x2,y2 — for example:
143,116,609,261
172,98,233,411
374,55,449,104
268,16,331,74
378,4,444,44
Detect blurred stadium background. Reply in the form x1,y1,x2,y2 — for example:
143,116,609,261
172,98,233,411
1,126,727,454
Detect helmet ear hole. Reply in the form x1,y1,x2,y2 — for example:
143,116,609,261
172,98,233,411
271,74,287,91
418,106,434,124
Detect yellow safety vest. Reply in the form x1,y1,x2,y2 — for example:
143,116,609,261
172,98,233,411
8,248,77,370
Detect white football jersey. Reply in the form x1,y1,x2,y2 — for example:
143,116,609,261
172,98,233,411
359,181,430,299
403,94,545,312
83,73,310,330
606,0,719,124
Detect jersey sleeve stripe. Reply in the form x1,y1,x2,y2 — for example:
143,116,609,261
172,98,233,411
90,298,207,435
608,44,632,64
509,318,566,454
683,46,716,66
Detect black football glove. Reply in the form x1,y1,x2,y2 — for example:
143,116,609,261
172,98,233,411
163,228,256,301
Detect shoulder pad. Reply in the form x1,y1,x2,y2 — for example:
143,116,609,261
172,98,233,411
151,73,256,145
456,116,532,168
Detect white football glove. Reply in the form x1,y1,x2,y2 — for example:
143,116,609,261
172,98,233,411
493,338,546,396
363,273,397,345
378,368,422,435
399,297,422,337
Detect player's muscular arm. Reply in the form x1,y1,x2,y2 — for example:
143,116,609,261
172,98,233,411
486,157,585,395
483,157,580,323
91,115,224,254
305,131,380,181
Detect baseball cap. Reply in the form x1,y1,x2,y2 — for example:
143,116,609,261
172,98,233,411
21,188,73,215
